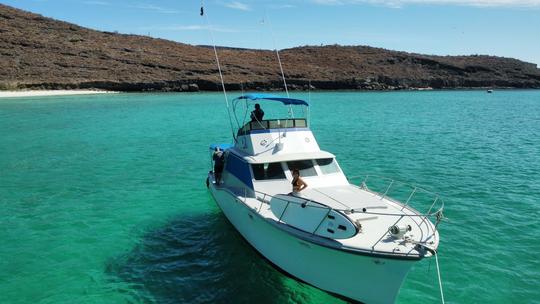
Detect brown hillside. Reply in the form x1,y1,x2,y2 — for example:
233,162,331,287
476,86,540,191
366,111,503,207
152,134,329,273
1,3,539,91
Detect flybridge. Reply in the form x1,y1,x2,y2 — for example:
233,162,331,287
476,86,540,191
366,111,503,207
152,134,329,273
231,92,311,142
231,93,313,156
237,118,307,136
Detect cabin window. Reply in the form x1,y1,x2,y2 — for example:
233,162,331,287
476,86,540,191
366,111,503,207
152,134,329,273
252,162,286,180
250,121,266,130
287,160,317,177
316,158,340,174
295,119,307,128
268,120,280,129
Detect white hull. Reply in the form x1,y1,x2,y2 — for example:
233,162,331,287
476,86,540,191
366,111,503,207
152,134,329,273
210,185,416,304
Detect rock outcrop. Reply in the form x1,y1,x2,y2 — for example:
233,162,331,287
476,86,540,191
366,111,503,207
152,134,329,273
1,3,539,91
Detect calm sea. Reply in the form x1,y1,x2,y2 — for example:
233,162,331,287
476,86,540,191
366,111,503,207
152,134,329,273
0,91,539,304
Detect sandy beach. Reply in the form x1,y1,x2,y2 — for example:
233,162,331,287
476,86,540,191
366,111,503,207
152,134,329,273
0,90,117,98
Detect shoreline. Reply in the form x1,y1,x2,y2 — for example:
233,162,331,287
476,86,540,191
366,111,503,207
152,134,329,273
0,90,118,98
1,88,538,99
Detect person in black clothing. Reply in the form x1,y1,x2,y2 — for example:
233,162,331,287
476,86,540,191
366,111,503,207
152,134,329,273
213,147,225,184
250,103,264,122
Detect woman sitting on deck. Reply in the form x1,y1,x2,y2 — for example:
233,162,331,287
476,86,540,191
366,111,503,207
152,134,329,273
290,169,308,196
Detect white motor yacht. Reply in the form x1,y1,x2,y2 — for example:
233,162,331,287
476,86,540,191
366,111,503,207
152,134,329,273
207,93,444,304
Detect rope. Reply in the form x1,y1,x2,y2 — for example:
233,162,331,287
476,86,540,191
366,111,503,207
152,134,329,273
201,2,236,142
435,253,446,304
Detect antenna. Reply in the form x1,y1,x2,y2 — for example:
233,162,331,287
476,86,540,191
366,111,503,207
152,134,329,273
201,1,236,142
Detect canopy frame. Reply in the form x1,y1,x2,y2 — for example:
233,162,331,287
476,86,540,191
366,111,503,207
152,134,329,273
234,93,309,107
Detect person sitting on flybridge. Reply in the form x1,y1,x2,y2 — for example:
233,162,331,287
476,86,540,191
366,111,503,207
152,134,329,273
250,103,264,122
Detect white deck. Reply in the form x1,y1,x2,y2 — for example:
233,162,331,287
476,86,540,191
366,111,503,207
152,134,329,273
238,183,439,258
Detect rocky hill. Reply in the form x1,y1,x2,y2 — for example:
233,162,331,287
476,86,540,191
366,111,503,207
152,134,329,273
1,3,539,91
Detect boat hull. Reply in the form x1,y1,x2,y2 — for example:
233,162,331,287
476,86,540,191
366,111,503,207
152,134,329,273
210,185,416,304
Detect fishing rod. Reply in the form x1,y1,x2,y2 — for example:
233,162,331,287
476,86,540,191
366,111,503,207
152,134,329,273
262,12,294,118
200,1,237,143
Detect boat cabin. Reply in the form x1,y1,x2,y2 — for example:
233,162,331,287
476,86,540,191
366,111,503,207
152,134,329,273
210,94,348,196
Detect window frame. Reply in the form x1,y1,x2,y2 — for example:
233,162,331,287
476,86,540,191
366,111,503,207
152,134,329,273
285,159,318,177
251,162,287,181
315,158,342,175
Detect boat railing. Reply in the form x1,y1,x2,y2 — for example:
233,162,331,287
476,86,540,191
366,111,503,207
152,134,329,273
237,118,307,136
346,174,445,215
348,174,445,249
248,175,444,249
251,190,355,236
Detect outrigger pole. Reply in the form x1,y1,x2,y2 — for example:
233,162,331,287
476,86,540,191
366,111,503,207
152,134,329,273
201,1,237,143
263,12,294,118
266,15,289,98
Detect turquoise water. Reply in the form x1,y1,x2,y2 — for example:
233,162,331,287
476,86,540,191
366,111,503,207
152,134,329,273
1,90,539,304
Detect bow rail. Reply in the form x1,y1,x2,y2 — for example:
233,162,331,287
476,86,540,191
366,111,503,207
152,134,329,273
239,174,445,251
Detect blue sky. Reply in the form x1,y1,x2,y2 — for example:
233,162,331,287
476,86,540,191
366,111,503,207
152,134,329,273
4,0,540,65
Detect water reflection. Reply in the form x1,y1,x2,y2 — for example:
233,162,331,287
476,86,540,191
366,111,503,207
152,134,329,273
106,211,335,304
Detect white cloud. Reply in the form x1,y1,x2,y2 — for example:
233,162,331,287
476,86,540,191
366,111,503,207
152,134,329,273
311,0,540,7
312,0,343,4
269,4,297,9
83,1,110,5
82,1,182,13
140,25,240,33
224,1,251,11
130,3,180,14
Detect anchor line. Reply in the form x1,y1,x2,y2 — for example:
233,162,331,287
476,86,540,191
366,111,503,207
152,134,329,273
410,243,446,304
201,1,236,143
435,252,446,304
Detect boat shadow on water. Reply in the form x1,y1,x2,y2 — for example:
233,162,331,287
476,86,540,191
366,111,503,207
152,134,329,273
106,211,345,304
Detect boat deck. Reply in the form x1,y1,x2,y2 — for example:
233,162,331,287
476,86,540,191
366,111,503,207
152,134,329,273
221,181,440,259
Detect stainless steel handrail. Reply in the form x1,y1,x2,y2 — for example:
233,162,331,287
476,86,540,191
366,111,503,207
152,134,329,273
253,190,338,235
251,184,443,246
217,174,445,250
349,174,445,248
350,174,445,216
237,118,307,135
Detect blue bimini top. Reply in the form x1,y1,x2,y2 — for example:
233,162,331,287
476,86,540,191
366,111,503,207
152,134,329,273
234,93,309,106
